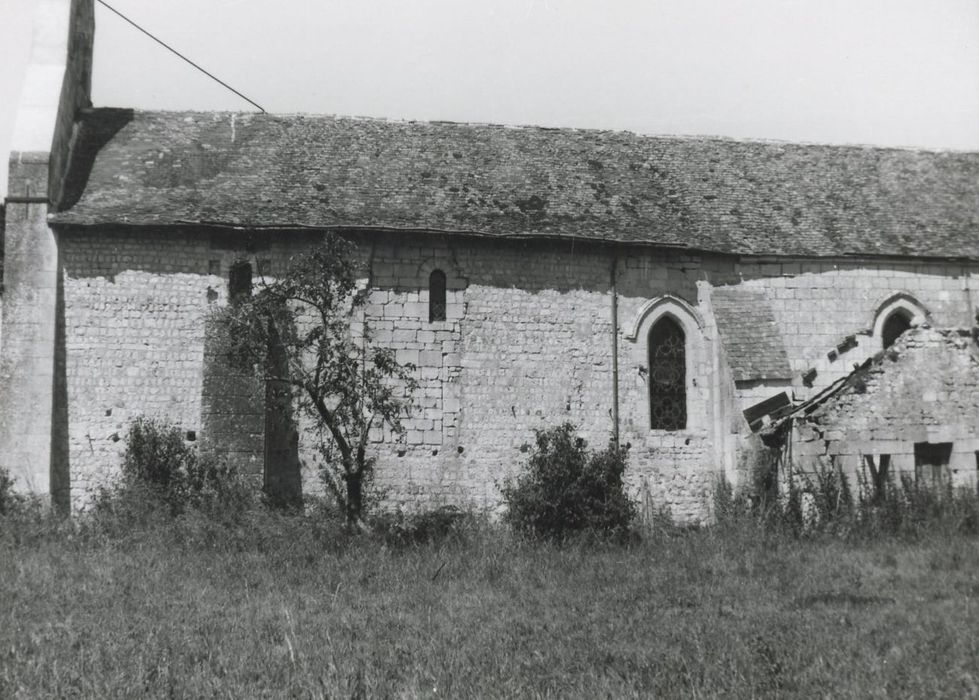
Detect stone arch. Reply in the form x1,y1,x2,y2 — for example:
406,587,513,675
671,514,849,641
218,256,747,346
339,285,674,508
626,295,705,432
414,253,467,292
624,294,704,342
428,269,447,322
410,256,466,324
871,291,929,350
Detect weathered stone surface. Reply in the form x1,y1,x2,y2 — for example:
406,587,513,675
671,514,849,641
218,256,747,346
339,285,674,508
792,326,979,490
35,228,979,521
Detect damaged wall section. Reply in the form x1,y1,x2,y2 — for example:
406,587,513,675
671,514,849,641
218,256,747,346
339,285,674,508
785,325,979,491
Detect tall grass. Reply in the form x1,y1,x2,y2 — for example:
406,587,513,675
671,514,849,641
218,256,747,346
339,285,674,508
715,453,979,542
3,497,979,697
4,424,979,697
0,470,979,698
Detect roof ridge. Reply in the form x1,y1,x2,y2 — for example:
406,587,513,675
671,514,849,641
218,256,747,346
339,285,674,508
79,106,979,155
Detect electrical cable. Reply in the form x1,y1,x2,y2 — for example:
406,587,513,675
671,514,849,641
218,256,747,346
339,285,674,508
95,0,266,113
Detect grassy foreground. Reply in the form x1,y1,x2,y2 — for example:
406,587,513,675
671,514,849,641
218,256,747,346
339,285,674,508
2,514,979,698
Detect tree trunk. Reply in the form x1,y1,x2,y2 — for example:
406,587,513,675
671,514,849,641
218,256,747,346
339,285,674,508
264,322,303,509
344,471,363,527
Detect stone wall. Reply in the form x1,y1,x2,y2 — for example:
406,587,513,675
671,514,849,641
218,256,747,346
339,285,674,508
0,0,94,508
737,261,978,394
48,227,979,520
790,326,979,490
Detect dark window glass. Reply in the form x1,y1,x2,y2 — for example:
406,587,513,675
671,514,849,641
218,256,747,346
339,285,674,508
882,311,912,349
229,261,252,303
429,269,446,322
648,317,686,430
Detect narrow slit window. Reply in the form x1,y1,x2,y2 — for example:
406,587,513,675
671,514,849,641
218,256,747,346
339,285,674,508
648,317,686,430
429,269,446,322
229,261,253,303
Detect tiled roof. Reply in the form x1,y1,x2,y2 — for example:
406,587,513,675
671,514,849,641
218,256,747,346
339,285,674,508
711,286,792,381
51,108,979,258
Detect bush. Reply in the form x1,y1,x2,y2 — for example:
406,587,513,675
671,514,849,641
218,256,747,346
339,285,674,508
501,423,636,541
108,417,256,519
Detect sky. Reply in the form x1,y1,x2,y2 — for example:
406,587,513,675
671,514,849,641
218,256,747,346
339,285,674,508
2,0,979,196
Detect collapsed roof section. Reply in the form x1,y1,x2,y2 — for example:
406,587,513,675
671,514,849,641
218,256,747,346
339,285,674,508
761,325,979,445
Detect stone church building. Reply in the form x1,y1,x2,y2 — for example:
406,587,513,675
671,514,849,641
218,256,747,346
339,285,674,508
4,0,979,520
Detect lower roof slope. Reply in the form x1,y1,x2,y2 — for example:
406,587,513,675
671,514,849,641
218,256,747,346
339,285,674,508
51,108,979,258
711,286,792,381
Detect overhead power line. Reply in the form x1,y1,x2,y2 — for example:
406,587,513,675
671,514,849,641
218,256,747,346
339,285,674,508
95,0,266,113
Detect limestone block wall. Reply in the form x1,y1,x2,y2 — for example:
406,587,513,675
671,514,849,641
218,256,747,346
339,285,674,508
57,228,323,503
736,260,979,396
354,238,731,522
59,229,212,500
350,237,626,509
0,171,61,501
47,227,979,520
790,326,979,490
0,0,95,507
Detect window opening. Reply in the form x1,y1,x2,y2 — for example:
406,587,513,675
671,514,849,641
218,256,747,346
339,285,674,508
229,261,253,303
881,310,912,349
648,317,686,430
429,269,446,322
914,442,952,487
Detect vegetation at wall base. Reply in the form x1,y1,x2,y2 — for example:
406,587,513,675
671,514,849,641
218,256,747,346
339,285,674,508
96,416,258,523
714,454,979,541
501,423,637,541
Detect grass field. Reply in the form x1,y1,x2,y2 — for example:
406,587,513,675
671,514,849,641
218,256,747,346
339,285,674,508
2,511,979,698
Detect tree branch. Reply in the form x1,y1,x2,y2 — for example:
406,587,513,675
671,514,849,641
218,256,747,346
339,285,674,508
305,383,354,473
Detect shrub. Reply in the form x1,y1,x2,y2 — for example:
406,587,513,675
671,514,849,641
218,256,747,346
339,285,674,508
110,417,256,518
501,423,636,541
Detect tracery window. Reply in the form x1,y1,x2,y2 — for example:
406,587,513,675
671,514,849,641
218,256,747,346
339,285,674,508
429,269,446,322
648,317,686,430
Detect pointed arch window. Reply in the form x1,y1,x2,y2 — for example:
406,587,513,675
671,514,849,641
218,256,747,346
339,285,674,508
648,317,686,430
429,269,446,322
881,310,911,349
